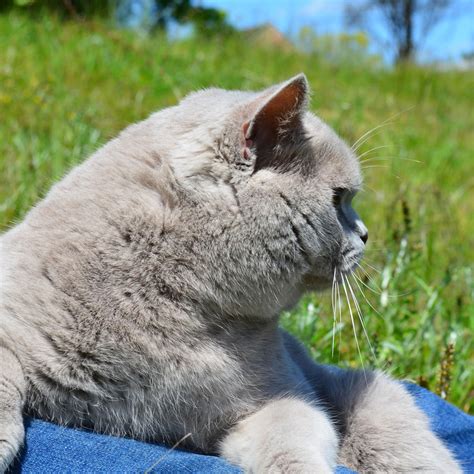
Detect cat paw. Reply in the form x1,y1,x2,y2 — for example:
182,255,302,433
0,417,24,473
339,374,462,473
220,398,337,473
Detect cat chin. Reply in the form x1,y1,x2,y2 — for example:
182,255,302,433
301,274,333,291
301,265,359,291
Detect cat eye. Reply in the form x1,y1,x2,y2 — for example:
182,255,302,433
332,188,346,207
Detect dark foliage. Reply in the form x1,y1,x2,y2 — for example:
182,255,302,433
151,0,231,34
0,0,231,34
0,0,113,18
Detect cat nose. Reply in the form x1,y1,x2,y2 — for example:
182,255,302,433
360,231,368,245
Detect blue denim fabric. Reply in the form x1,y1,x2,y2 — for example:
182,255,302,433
10,383,473,473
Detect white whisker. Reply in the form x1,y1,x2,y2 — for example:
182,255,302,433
351,273,385,320
336,271,343,361
357,145,391,160
353,270,384,296
356,265,413,298
352,126,388,152
144,432,192,473
361,165,390,170
331,268,337,358
341,273,365,373
359,183,378,194
361,156,422,165
352,106,415,151
362,260,383,275
345,274,377,361
358,264,384,290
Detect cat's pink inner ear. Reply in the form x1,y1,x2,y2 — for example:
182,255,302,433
242,122,254,148
243,121,250,138
247,74,309,141
241,122,253,160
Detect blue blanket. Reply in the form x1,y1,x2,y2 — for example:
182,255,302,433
10,384,474,473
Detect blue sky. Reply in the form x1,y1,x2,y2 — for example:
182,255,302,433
202,0,474,62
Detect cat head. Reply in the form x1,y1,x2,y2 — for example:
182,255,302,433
142,74,367,317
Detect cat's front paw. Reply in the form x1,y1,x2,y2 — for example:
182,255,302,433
339,374,462,473
220,398,338,473
0,417,24,473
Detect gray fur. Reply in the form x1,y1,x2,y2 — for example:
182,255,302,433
0,75,460,472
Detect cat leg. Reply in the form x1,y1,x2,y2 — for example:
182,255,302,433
338,373,461,473
0,345,26,472
220,398,338,473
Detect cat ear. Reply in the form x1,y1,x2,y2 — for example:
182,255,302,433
243,74,309,168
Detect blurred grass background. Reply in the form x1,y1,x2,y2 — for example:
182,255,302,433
0,11,472,412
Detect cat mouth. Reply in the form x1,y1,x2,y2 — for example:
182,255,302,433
339,250,364,275
302,250,364,290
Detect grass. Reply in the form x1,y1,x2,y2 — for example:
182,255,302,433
1,13,472,412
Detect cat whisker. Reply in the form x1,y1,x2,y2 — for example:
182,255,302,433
360,156,422,165
360,156,396,164
344,274,377,362
360,260,383,275
331,267,337,358
352,106,415,152
354,269,411,300
351,273,385,321
361,165,390,170
341,273,365,373
358,264,387,290
336,272,343,361
360,166,402,182
352,127,389,152
352,123,393,152
352,269,384,296
144,432,192,473
357,264,414,298
357,145,391,160
358,183,378,194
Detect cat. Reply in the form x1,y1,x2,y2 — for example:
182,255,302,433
0,74,460,473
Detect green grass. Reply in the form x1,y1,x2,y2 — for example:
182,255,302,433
1,13,472,412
